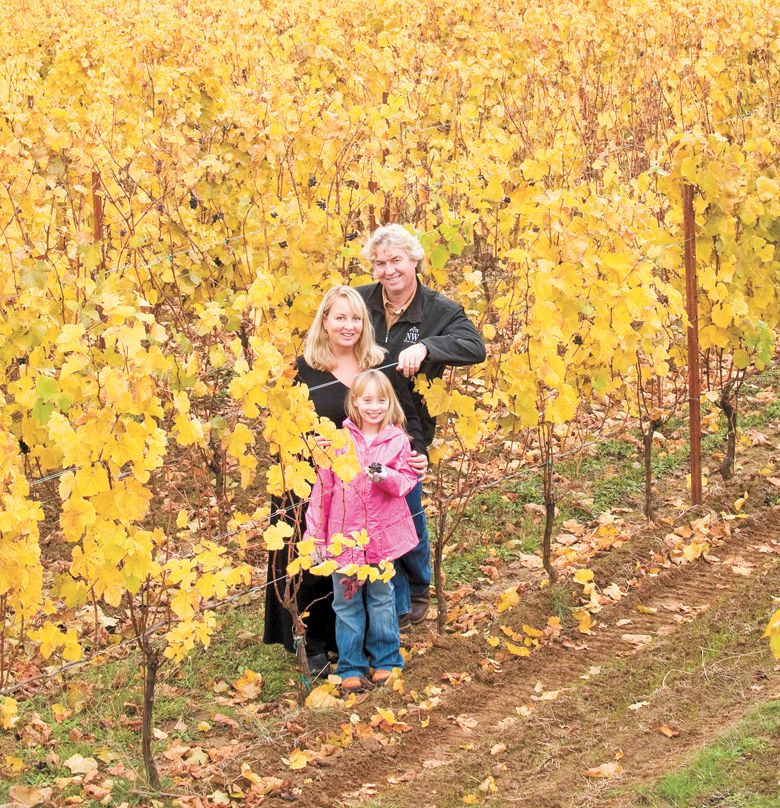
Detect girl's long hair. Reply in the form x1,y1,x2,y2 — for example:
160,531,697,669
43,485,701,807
303,286,385,371
346,370,406,431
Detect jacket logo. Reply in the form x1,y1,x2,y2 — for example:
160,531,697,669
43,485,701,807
404,326,419,343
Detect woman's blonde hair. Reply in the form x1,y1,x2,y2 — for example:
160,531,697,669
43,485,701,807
303,286,385,371
346,370,406,431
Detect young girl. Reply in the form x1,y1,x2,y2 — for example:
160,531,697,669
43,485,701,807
304,370,418,692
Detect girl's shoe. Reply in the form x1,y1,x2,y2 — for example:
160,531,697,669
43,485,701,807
340,676,370,693
371,669,392,687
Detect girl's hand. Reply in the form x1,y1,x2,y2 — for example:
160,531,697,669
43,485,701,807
408,450,428,477
365,463,388,483
313,434,332,449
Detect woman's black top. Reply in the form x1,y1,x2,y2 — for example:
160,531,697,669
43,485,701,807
293,357,426,454
262,356,424,655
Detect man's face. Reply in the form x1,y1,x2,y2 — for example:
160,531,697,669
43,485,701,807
371,244,417,300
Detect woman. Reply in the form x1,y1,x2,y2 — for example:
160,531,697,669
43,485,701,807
262,285,426,675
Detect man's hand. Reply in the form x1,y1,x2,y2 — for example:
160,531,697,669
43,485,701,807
408,450,428,476
396,343,428,378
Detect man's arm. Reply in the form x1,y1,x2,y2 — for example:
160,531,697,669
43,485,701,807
419,303,486,367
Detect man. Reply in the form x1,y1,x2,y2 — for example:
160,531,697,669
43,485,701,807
356,224,486,627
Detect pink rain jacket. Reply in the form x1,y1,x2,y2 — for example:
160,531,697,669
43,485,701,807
304,418,419,566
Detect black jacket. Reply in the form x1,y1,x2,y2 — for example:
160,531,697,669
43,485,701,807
356,280,486,445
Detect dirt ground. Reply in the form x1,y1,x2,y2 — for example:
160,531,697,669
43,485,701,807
249,503,780,808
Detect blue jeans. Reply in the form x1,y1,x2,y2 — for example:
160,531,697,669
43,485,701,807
394,479,431,617
332,571,403,678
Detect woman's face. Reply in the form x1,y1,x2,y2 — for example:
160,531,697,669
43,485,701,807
323,296,363,352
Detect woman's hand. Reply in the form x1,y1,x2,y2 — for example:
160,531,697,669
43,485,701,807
396,343,428,377
408,450,428,477
313,434,332,449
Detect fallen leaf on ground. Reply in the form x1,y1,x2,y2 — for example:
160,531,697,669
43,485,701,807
452,714,478,734
582,761,624,778
573,569,594,584
656,724,681,738
574,609,594,634
622,633,652,646
496,587,521,612
212,713,240,729
8,786,53,806
628,701,649,710
422,757,452,769
284,748,317,770
479,775,498,793
490,743,506,756
387,770,417,784
531,689,561,702
305,684,343,710
64,754,98,775
232,669,263,701
603,583,623,601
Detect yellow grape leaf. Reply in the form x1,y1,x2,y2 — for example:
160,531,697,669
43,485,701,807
505,642,531,657
305,684,342,710
711,302,733,329
232,669,263,701
263,522,293,551
4,755,25,774
331,451,361,484
0,697,18,729
522,624,543,638
285,749,316,770
297,538,316,556
682,541,709,562
573,609,593,634
734,492,748,512
487,636,500,648
372,707,399,726
573,569,594,585
310,560,339,577
764,608,780,659
496,587,521,612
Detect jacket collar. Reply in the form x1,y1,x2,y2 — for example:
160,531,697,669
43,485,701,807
366,277,424,325
344,417,400,446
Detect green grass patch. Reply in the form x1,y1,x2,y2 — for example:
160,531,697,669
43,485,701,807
442,543,517,585
639,700,780,807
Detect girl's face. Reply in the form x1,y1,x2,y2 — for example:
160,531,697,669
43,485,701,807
355,381,390,430
323,296,363,351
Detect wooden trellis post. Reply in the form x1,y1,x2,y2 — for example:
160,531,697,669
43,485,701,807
683,182,702,505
